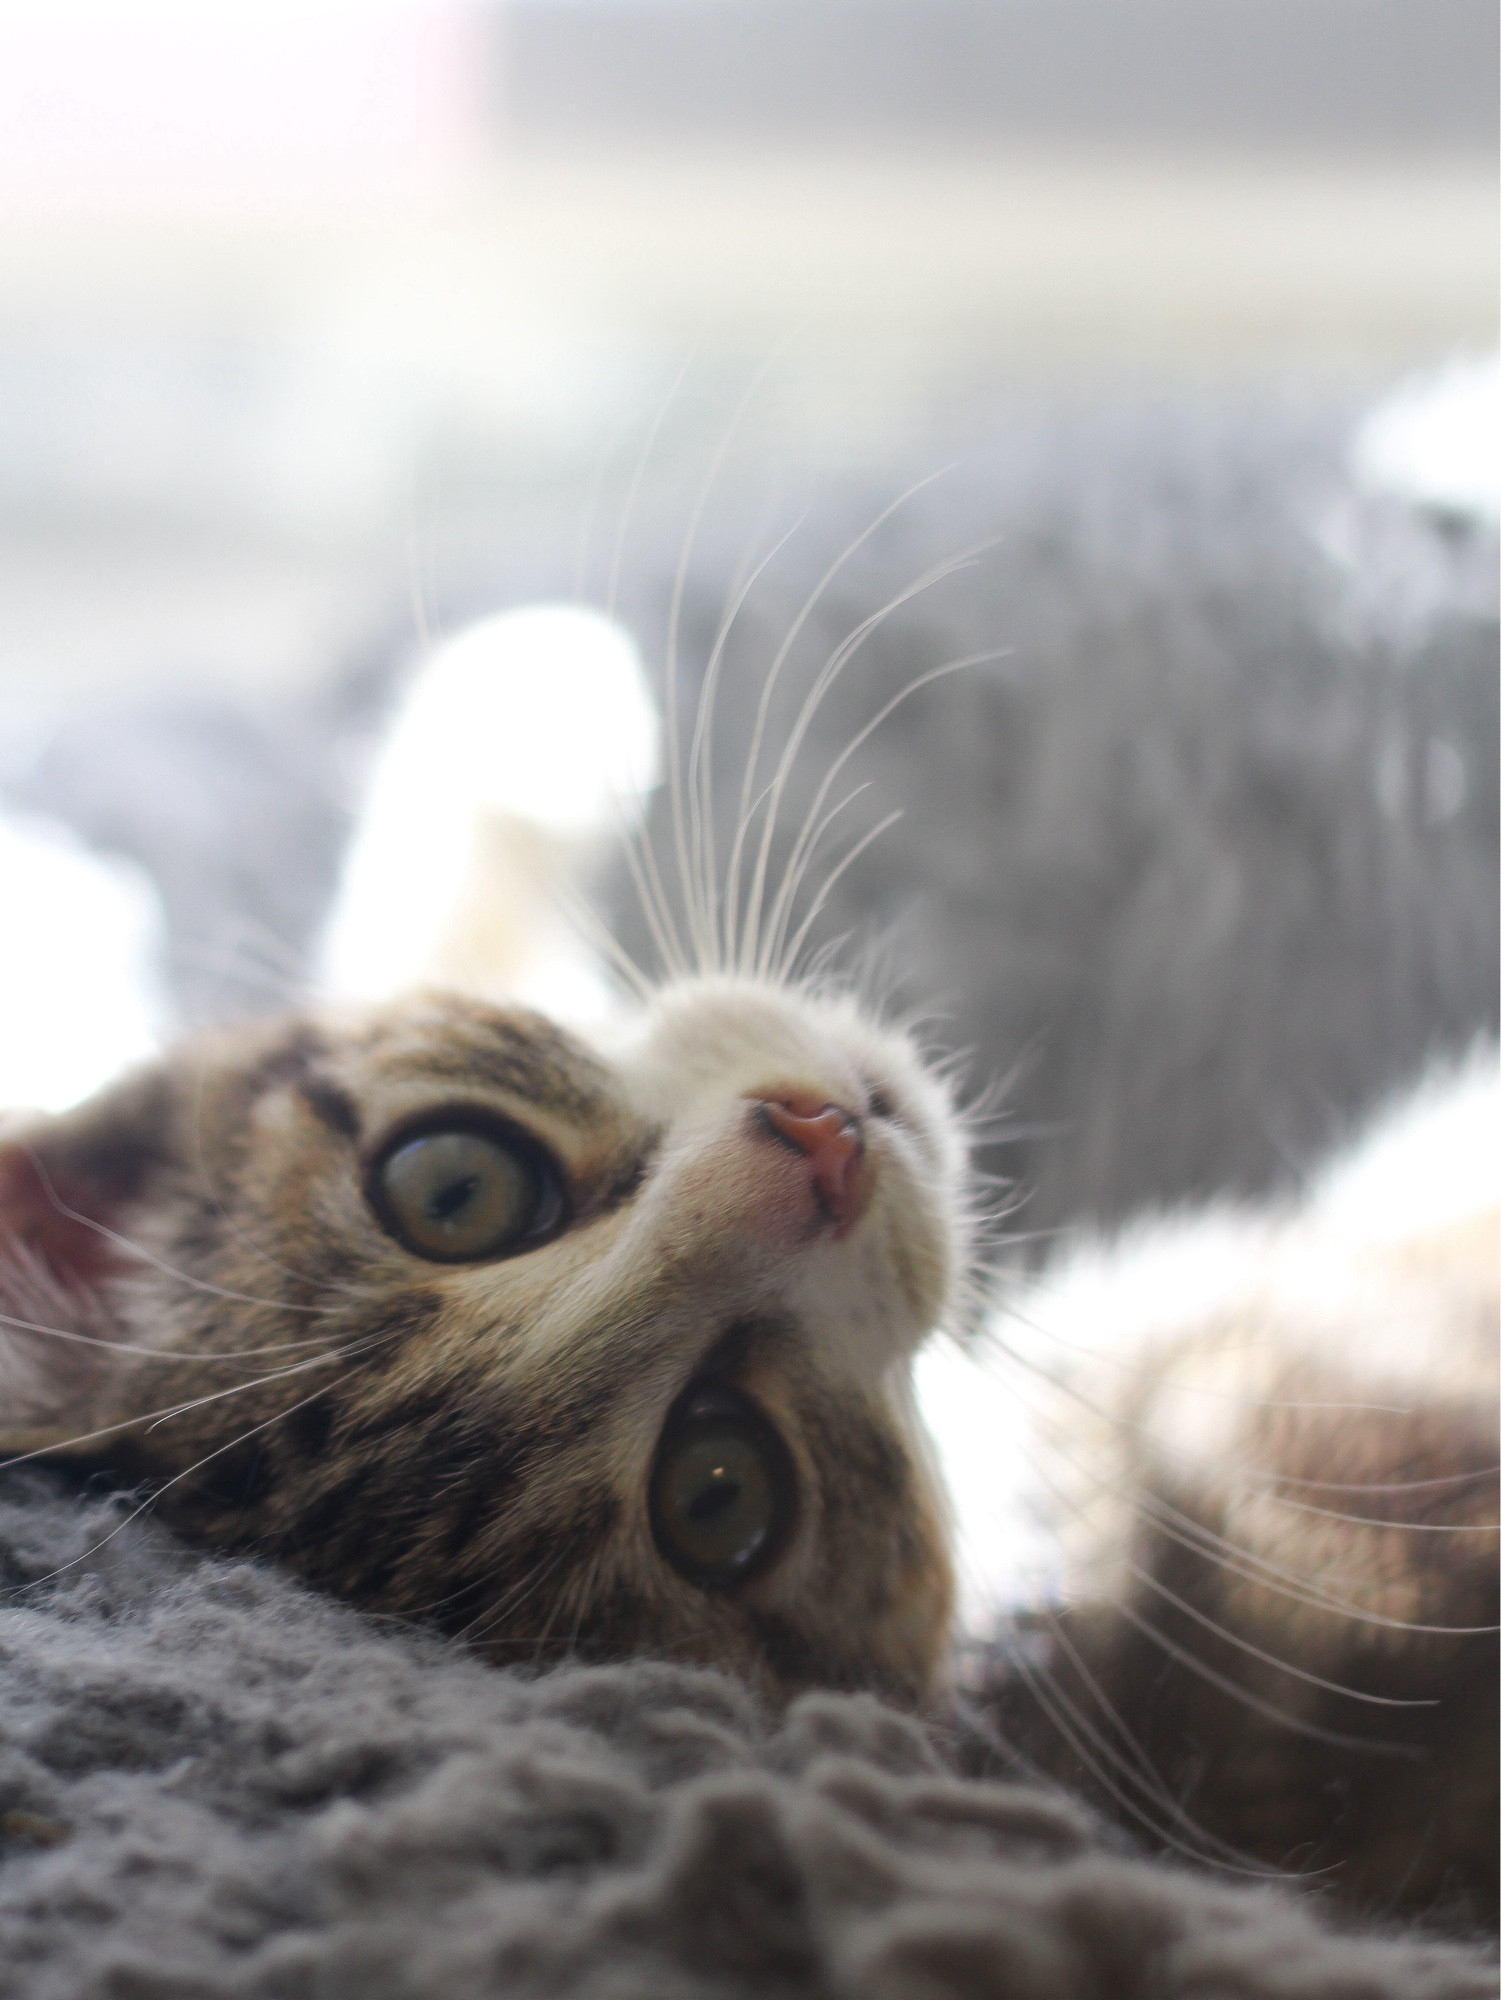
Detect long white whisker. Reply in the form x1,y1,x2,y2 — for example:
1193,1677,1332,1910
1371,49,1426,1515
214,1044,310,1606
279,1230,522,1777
9,1369,370,1590
966,1332,1490,1636
724,468,954,970
403,504,436,659
687,512,810,972
764,649,1004,976
1124,1558,1437,1708
1019,1344,1496,1634
1261,1490,1497,1534
171,932,309,1011
604,368,708,984
137,1331,387,1433
745,544,998,977
572,399,661,602
452,1541,577,1647
1104,1590,1424,1756
775,809,900,979
20,1151,322,1317
763,784,877,973
663,351,788,972
1136,1486,1497,1639
604,349,697,621
554,886,657,1005
1260,1464,1501,1497
1025,1354,1495,1635
766,648,1007,976
1026,1612,1285,1868
988,1326,1415,1708
0,1307,352,1366
987,1632,1284,1873
618,808,689,980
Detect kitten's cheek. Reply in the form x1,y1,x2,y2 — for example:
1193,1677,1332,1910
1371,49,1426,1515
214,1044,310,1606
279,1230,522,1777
744,1166,832,1250
666,1155,817,1256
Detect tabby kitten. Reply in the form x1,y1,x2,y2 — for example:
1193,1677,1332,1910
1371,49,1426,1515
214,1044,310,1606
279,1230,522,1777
0,606,1494,1923
0,609,969,1702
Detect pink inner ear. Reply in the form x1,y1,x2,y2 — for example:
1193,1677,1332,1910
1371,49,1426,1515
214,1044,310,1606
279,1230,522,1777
0,1147,125,1291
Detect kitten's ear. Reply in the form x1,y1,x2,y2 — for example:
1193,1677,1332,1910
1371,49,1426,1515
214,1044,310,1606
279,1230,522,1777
0,1066,176,1447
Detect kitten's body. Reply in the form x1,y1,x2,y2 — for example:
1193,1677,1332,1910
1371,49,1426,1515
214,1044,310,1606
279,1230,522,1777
928,1050,1498,1919
0,609,1493,1923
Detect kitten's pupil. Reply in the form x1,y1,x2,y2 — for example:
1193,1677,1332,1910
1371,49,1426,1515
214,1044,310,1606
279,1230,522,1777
649,1391,796,1587
686,1467,740,1523
428,1172,480,1222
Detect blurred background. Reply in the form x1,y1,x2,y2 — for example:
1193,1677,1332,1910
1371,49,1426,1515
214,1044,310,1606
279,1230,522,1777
1,0,1496,1242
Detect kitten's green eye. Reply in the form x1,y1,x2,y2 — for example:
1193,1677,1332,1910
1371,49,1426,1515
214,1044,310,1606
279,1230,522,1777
372,1124,562,1262
650,1387,795,1588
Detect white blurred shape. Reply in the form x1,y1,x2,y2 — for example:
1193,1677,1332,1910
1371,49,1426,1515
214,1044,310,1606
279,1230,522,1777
0,814,168,1114
1352,351,1500,524
320,605,659,1026
913,1329,1063,1635
0,2,490,218
1313,1042,1498,1244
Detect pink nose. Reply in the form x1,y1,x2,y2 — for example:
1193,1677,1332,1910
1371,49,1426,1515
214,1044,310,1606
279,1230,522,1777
752,1093,869,1236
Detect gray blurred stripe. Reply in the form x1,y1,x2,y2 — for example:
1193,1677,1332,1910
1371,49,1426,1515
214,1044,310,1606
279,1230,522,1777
500,0,1498,153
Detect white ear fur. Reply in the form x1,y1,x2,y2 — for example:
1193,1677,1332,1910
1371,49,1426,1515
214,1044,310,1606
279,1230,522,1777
319,606,659,1028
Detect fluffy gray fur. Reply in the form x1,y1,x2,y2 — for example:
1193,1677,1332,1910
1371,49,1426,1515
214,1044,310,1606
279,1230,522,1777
13,391,1497,1241
0,1473,1492,2000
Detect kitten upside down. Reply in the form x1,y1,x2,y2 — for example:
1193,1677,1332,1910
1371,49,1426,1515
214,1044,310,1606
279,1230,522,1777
0,976,1495,1924
0,978,966,1705
0,604,1494,1928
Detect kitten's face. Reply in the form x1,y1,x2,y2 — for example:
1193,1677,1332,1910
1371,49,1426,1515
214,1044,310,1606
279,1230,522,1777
0,976,967,1702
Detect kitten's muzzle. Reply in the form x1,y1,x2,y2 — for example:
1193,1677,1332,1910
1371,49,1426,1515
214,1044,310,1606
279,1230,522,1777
749,1093,870,1238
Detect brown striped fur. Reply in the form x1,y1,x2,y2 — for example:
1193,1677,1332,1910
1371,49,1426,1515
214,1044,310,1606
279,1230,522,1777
0,978,965,1704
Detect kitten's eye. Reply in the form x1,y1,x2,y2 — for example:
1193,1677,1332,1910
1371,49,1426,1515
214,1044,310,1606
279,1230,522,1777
372,1124,562,1262
650,1387,795,1588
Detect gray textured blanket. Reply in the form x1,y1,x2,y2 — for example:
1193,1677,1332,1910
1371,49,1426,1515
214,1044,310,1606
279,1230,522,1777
0,1474,1492,1999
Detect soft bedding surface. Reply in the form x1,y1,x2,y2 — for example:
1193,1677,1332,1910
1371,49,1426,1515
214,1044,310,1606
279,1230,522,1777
0,1474,1491,2000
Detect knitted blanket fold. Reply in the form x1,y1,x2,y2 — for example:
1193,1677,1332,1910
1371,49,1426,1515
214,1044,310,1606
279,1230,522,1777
0,1475,1490,2000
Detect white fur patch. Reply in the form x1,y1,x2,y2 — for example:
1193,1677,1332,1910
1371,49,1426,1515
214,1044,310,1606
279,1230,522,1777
921,1047,1501,1634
